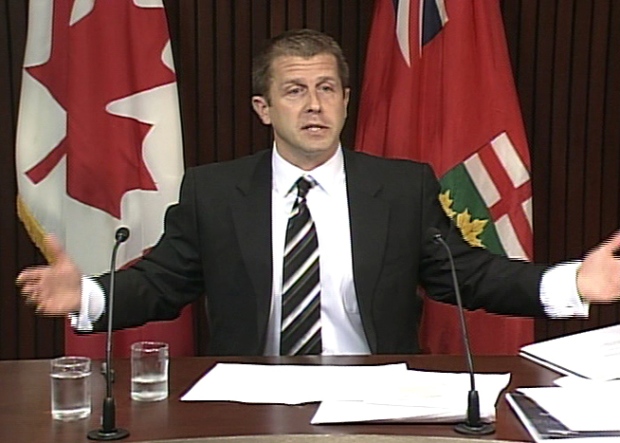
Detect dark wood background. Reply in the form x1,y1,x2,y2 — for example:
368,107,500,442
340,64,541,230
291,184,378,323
1,0,619,360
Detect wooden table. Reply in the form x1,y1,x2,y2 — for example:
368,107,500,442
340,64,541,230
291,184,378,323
0,355,559,442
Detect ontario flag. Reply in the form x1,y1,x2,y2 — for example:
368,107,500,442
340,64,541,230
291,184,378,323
15,0,194,358
356,0,534,354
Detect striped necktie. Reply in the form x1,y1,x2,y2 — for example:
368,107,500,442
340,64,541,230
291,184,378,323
280,176,321,355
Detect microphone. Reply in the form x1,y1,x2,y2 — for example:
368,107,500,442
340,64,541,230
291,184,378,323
88,227,130,441
428,227,495,436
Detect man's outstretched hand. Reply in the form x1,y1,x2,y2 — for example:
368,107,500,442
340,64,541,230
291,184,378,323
16,235,82,316
577,230,620,304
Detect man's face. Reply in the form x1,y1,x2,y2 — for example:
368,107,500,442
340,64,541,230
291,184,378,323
252,53,350,170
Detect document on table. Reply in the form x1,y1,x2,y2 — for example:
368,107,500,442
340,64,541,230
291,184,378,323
311,370,510,424
517,385,620,432
507,384,620,442
554,375,620,389
180,362,409,404
519,324,620,381
181,362,510,424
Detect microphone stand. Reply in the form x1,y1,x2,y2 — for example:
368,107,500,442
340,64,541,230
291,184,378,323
88,227,130,441
431,229,495,436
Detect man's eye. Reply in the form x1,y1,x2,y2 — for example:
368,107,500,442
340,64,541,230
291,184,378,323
320,84,335,92
287,87,303,95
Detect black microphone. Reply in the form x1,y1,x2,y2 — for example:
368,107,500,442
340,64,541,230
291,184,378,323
428,227,495,436
88,227,130,441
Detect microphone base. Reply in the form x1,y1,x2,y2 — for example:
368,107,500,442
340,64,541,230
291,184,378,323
454,422,495,436
87,428,130,441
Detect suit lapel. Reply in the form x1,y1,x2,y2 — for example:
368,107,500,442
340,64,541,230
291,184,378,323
230,151,273,349
343,150,390,352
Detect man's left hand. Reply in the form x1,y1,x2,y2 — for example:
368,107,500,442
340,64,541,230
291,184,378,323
577,230,620,303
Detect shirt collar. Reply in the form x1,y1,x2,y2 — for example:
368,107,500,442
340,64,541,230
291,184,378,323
272,144,345,197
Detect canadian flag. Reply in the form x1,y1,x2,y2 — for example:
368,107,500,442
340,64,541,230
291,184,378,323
356,0,534,354
16,0,194,357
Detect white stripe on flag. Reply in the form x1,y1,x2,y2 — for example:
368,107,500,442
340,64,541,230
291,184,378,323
436,0,449,26
396,0,411,66
70,0,95,25
463,153,501,207
522,196,533,229
495,215,528,260
490,132,529,188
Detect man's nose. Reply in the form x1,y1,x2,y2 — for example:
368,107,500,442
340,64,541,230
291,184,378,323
305,90,321,112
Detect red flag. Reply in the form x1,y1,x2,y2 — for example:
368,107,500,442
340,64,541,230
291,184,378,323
16,0,193,358
356,0,534,354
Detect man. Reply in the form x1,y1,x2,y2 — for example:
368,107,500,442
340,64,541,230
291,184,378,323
17,29,620,356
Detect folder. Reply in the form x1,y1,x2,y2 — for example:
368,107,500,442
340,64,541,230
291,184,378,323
507,390,620,442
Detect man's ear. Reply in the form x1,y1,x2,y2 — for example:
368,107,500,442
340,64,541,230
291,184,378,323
343,88,351,118
251,95,271,125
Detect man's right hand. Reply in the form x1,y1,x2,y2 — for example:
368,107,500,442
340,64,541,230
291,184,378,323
16,235,82,316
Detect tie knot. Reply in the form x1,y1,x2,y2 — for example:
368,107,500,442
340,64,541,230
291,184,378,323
296,176,315,199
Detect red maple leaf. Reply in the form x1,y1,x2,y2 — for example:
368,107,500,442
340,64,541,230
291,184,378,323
25,1,176,218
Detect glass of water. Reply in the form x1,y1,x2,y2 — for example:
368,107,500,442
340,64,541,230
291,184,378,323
50,356,91,421
130,341,169,401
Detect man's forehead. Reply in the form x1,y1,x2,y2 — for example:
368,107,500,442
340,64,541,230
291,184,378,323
271,54,339,75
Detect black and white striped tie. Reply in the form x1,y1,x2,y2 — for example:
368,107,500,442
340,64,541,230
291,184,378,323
281,176,321,355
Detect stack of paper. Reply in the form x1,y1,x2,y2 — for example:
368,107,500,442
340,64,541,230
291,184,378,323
519,324,620,381
508,324,620,441
311,369,509,424
181,362,510,424
507,385,620,442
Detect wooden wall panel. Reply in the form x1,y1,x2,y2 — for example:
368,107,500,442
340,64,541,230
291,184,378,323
0,0,64,359
502,0,620,340
0,0,20,359
164,0,374,167
2,0,620,359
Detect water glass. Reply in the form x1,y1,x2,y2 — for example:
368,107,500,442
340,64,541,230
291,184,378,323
131,341,169,401
50,356,91,421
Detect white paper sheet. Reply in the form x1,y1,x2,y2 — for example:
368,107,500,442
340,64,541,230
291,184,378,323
518,386,620,432
180,362,408,404
520,324,620,381
311,370,510,424
554,376,620,389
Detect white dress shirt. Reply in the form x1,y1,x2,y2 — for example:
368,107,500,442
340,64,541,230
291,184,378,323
263,145,369,355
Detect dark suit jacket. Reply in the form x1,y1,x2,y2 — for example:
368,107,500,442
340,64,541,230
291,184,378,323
96,149,547,355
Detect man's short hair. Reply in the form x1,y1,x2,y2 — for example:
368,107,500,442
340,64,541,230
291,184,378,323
252,28,350,100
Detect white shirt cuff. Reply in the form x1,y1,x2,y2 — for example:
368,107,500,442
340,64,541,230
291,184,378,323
540,261,589,318
69,277,106,331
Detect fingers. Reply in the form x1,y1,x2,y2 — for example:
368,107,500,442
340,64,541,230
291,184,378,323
16,236,82,316
16,235,64,283
599,230,620,254
17,273,42,307
16,267,43,303
16,266,48,301
577,231,620,303
16,265,47,286
18,282,75,316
